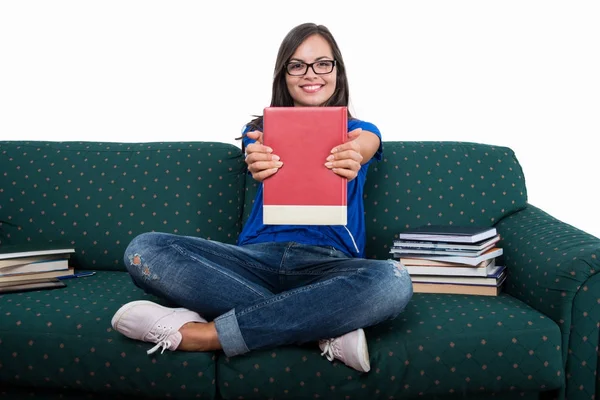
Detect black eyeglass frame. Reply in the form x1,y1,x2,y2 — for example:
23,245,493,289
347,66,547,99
285,60,337,76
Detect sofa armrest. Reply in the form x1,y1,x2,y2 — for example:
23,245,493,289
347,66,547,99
495,204,599,400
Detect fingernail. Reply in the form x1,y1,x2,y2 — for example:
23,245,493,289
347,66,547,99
265,147,273,153
325,162,333,168
275,161,283,167
326,155,334,161
331,148,338,153
272,168,279,172
272,155,280,161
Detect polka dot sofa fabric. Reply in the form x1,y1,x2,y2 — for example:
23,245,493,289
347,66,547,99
0,271,216,398
1,140,598,400
0,141,246,269
1,141,244,398
495,204,600,400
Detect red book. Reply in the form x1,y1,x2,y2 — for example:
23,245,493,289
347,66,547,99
262,106,348,225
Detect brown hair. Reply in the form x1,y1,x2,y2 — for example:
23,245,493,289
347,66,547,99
237,23,353,141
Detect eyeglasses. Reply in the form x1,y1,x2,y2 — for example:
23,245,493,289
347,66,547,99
285,60,336,76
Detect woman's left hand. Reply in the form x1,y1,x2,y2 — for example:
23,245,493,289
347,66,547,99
325,128,364,181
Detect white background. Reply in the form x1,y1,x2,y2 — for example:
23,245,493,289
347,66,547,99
1,1,599,238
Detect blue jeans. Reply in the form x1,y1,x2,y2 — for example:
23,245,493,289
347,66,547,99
124,232,413,357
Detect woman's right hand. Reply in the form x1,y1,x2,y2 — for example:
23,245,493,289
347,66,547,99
244,130,283,182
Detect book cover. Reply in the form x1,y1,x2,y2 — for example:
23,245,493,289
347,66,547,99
403,259,496,277
0,278,66,294
410,265,506,285
0,267,75,283
399,225,497,243
0,253,71,269
393,234,500,251
0,258,70,277
0,244,75,261
401,247,503,266
262,106,348,225
0,276,63,288
399,257,494,268
412,275,506,296
390,242,496,257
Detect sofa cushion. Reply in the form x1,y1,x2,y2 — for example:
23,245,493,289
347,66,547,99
0,271,216,399
0,141,247,271
217,293,563,399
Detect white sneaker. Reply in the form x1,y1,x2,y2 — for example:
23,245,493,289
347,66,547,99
111,300,206,355
319,328,370,372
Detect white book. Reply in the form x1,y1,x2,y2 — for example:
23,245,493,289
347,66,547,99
399,226,497,243
398,257,493,268
0,253,70,269
404,259,497,277
390,243,496,257
401,247,503,267
393,235,500,251
0,259,70,277
0,246,75,261
410,266,506,284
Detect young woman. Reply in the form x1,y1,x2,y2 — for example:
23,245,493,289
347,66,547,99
111,23,413,373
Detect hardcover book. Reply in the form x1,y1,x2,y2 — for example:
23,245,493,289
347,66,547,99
0,257,70,277
262,106,348,225
401,247,503,266
398,225,497,243
0,253,71,269
390,243,496,257
399,257,494,268
411,276,505,296
410,265,506,285
411,267,507,296
403,259,496,277
393,234,500,251
0,267,75,283
0,278,66,294
0,244,75,261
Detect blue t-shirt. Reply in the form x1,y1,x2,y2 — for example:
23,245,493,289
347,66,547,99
238,118,382,258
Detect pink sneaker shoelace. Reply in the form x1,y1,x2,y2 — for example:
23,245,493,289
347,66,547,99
146,324,176,355
320,338,341,362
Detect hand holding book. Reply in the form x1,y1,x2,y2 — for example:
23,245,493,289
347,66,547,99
324,128,363,181
245,130,283,182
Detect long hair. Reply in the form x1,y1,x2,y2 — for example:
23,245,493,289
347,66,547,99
238,23,353,140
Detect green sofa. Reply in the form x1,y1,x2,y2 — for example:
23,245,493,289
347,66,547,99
0,140,598,400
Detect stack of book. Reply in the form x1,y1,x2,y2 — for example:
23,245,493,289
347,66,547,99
391,226,505,296
0,245,76,293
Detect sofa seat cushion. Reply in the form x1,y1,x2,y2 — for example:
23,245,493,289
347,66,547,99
0,271,216,399
217,293,564,399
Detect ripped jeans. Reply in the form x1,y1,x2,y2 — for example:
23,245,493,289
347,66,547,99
123,232,413,357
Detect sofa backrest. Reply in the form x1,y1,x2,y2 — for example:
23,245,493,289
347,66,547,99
242,141,529,259
0,141,247,271
1,140,529,270
362,141,528,259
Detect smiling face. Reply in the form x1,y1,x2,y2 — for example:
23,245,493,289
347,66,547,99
285,34,337,107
